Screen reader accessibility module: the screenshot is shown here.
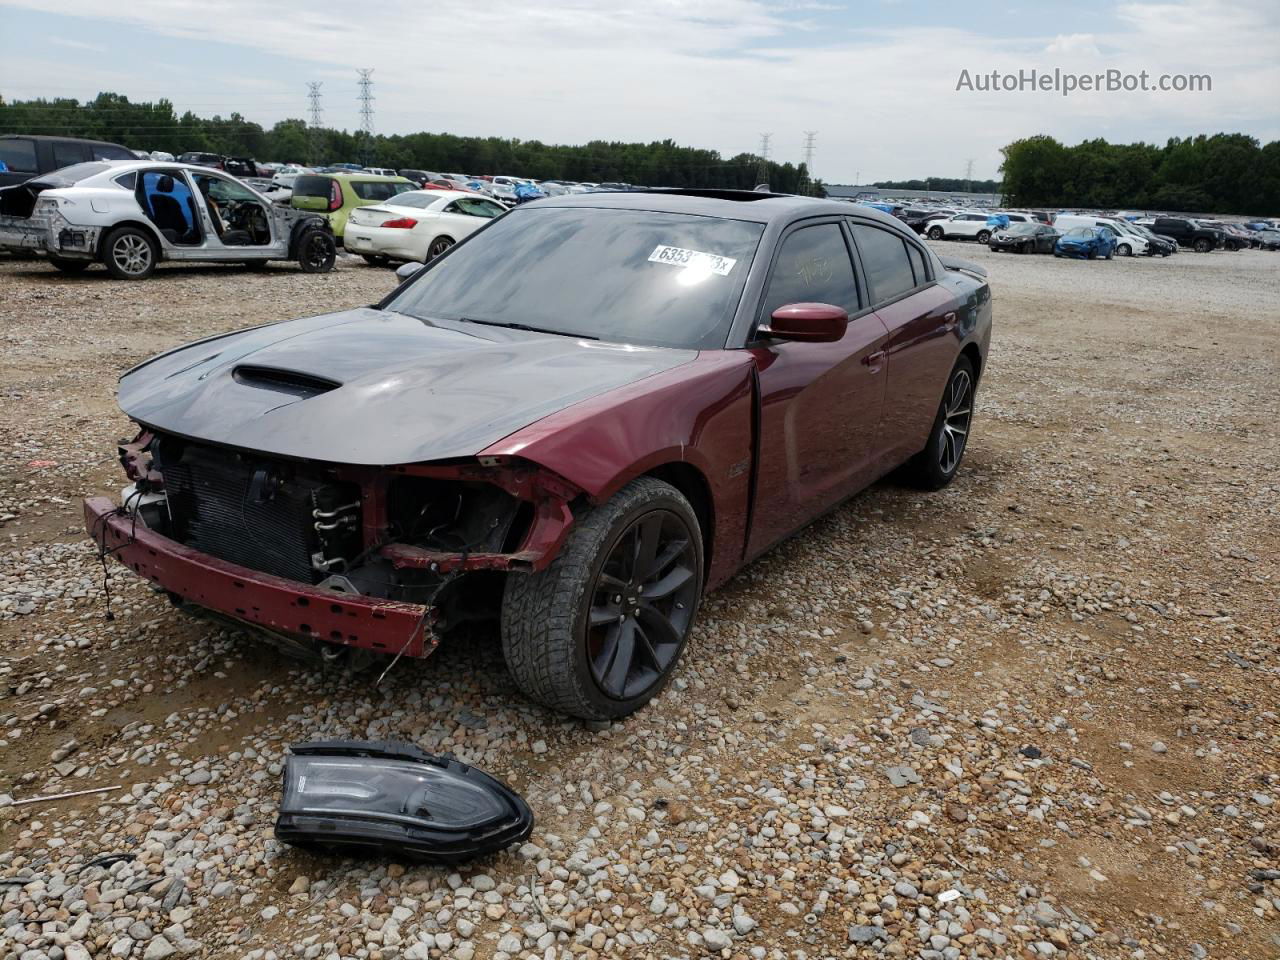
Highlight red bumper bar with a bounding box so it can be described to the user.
[84,497,436,657]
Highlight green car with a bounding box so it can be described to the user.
[290,173,416,243]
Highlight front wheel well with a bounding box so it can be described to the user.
[960,343,983,383]
[643,462,714,577]
[98,220,163,258]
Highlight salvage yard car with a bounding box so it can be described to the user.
[289,172,416,244]
[85,189,991,719]
[344,189,507,264]
[1054,226,1116,259]
[0,160,337,279]
[987,222,1058,254]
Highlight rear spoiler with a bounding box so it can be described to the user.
[937,255,987,279]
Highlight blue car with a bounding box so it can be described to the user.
[1054,226,1116,260]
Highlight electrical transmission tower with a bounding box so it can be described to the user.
[801,131,817,195]
[755,133,772,189]
[306,82,323,165]
[357,68,375,165]
[964,158,975,194]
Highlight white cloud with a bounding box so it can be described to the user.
[2,0,1276,182]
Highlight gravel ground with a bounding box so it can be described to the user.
[1,245,1277,960]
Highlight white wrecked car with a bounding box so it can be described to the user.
[0,160,336,279]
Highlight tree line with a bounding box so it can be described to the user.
[999,133,1280,216]
[0,93,822,194]
[873,177,1001,194]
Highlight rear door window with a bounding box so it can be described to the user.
[850,223,919,305]
[52,141,91,169]
[0,137,37,173]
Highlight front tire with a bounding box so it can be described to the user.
[501,477,703,720]
[927,227,944,240]
[102,227,157,280]
[1193,238,1211,253]
[1117,243,1131,257]
[901,356,976,491]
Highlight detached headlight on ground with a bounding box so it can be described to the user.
[275,740,533,863]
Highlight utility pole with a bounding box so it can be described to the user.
[801,131,817,195]
[306,82,323,166]
[755,133,772,188]
[964,158,975,195]
[357,68,375,166]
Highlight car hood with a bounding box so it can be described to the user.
[118,307,696,465]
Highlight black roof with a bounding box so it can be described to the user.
[533,188,899,226]
[0,134,130,147]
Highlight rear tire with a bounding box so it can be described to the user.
[901,356,976,491]
[428,235,455,259]
[976,230,991,244]
[501,477,703,720]
[49,256,90,274]
[297,228,336,273]
[102,226,157,280]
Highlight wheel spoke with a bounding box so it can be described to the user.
[947,422,968,437]
[643,538,687,581]
[600,619,637,695]
[643,564,694,600]
[589,604,619,628]
[636,604,682,650]
[632,515,662,583]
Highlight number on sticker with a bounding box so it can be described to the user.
[648,245,736,276]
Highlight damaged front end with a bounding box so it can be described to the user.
[86,429,578,661]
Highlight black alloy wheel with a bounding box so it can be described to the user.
[586,510,699,701]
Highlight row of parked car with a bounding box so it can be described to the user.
[910,205,1280,260]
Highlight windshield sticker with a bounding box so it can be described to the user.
[648,245,737,276]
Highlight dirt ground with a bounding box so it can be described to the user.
[1,244,1277,960]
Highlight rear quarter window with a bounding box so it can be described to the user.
[0,137,37,173]
[52,141,91,169]
[93,144,135,161]
[351,180,414,201]
[292,175,336,198]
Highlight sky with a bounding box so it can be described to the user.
[1,0,1276,183]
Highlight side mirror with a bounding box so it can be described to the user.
[758,303,848,343]
[395,261,425,282]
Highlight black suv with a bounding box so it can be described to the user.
[1151,216,1226,252]
[0,135,135,188]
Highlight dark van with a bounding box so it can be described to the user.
[0,135,135,188]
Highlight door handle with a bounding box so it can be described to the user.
[943,311,958,329]
[863,349,886,368]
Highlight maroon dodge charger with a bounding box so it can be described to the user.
[87,189,991,719]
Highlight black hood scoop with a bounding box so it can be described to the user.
[232,364,341,399]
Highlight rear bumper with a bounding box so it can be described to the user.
[84,496,436,658]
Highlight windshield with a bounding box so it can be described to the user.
[1005,223,1038,236]
[388,207,764,349]
[1065,228,1093,238]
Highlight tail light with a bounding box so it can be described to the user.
[382,217,418,229]
[328,179,342,212]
